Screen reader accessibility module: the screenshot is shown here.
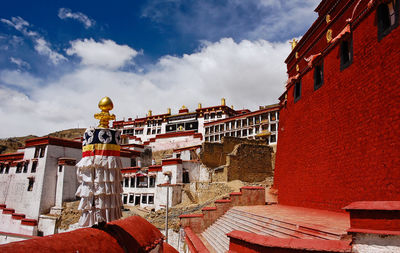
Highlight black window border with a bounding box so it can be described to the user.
[294,80,302,103]
[340,38,353,71]
[314,60,324,91]
[377,0,399,41]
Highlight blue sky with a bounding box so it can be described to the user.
[0,0,319,137]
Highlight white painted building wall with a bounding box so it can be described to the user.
[352,233,400,253]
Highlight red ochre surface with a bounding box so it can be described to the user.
[274,0,400,212]
[233,205,350,236]
[0,216,178,253]
[228,231,352,253]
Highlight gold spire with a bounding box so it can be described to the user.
[181,105,186,109]
[167,108,171,114]
[94,97,116,128]
[290,38,298,50]
[148,110,152,117]
[221,98,226,106]
[198,103,202,109]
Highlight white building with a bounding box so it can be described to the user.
[0,136,138,243]
[114,99,280,151]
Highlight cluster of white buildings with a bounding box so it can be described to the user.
[0,99,279,243]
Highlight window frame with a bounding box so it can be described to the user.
[340,38,353,71]
[377,0,399,41]
[294,80,302,103]
[314,60,324,90]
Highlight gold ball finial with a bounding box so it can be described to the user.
[98,97,114,112]
[94,97,116,128]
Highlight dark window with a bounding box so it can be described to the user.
[4,164,10,174]
[205,136,209,142]
[210,113,215,119]
[34,147,40,158]
[131,159,136,167]
[242,129,247,136]
[249,129,253,135]
[142,195,147,204]
[137,176,148,188]
[58,165,63,172]
[185,121,198,131]
[124,177,129,187]
[16,163,22,173]
[183,171,189,183]
[377,1,398,40]
[340,39,352,70]
[270,135,277,143]
[166,124,177,133]
[148,195,154,204]
[135,196,140,205]
[130,177,135,188]
[39,147,45,158]
[237,131,241,137]
[271,124,277,132]
[217,112,222,118]
[294,81,301,102]
[157,128,161,134]
[147,129,151,135]
[270,112,276,121]
[27,178,34,191]
[151,129,155,135]
[149,177,156,187]
[314,61,324,90]
[123,195,128,204]
[129,194,134,203]
[0,164,4,174]
[204,114,209,120]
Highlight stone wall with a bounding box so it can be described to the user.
[200,137,273,182]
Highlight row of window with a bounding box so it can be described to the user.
[204,111,223,120]
[206,123,277,135]
[0,161,38,174]
[123,193,154,205]
[294,2,398,103]
[123,176,156,188]
[205,133,277,143]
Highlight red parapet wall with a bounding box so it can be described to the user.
[227,231,352,253]
[0,216,178,253]
[274,1,400,212]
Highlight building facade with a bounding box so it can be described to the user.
[113,99,280,149]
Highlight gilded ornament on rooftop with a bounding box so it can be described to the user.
[94,96,116,128]
[295,52,299,59]
[290,38,298,50]
[326,14,331,23]
[296,64,300,72]
[326,29,333,43]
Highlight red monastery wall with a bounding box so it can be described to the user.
[274,1,400,212]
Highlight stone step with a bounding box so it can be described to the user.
[229,208,341,240]
[202,228,226,253]
[204,225,228,251]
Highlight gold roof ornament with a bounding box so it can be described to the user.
[94,97,116,128]
[326,29,333,43]
[181,105,186,109]
[221,98,226,106]
[290,38,298,50]
[326,14,331,23]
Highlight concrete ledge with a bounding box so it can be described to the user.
[229,192,242,196]
[11,213,25,220]
[0,204,6,209]
[202,207,217,211]
[3,208,15,214]
[21,219,38,226]
[344,201,400,233]
[180,214,204,233]
[227,230,352,252]
[184,227,209,253]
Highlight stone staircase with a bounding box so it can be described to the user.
[202,207,344,253]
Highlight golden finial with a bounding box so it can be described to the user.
[221,98,226,106]
[198,103,202,109]
[181,105,186,109]
[290,38,298,50]
[94,97,116,128]
[326,14,331,23]
[326,29,333,43]
[148,110,152,117]
[167,108,171,114]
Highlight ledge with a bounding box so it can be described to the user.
[184,227,209,253]
[347,228,400,236]
[229,192,242,196]
[21,219,38,226]
[241,186,264,190]
[343,201,400,211]
[11,213,26,220]
[179,214,203,218]
[0,204,6,209]
[227,230,352,252]
[215,199,231,203]
[3,208,15,214]
[202,207,217,211]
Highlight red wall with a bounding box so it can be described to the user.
[274,4,400,212]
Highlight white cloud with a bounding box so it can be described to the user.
[66,38,139,69]
[0,37,290,138]
[10,57,30,69]
[1,17,66,65]
[58,8,95,29]
[0,70,40,90]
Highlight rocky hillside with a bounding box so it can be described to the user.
[0,128,85,154]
